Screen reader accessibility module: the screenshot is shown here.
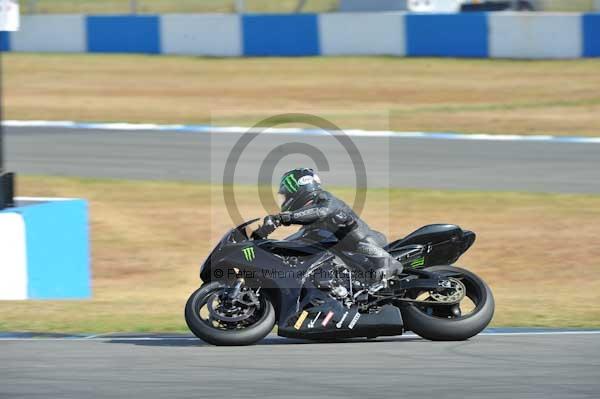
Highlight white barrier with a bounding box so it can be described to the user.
[160,14,241,56]
[0,213,28,300]
[319,12,406,55]
[10,14,85,52]
[489,13,582,59]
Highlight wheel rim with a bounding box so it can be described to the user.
[194,286,268,331]
[411,273,485,320]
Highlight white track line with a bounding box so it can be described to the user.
[479,331,600,336]
[1,331,599,341]
[4,120,600,144]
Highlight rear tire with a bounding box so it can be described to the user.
[185,282,275,346]
[401,266,494,341]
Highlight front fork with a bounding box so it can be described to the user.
[224,278,261,310]
[228,278,244,298]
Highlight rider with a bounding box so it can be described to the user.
[252,168,403,284]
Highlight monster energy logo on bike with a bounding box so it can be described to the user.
[282,174,298,193]
[242,246,255,262]
[410,257,425,268]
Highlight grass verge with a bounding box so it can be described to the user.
[0,176,598,332]
[4,54,600,136]
[22,0,339,14]
[20,0,597,14]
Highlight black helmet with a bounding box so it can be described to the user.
[278,168,322,211]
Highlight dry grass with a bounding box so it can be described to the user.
[0,176,599,332]
[4,54,600,136]
[20,0,597,14]
[23,0,338,14]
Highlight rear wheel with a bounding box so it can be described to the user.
[185,281,275,346]
[401,266,494,341]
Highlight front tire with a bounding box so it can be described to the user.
[401,266,494,341]
[185,281,275,346]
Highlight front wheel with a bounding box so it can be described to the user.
[185,281,275,346]
[401,266,495,341]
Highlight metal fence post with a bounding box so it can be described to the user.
[27,0,37,14]
[295,0,308,12]
[130,0,138,14]
[234,0,245,13]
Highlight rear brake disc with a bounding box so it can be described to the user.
[429,277,466,304]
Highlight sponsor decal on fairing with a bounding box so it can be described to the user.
[321,311,334,327]
[348,312,361,329]
[308,312,321,328]
[294,310,309,330]
[336,311,349,328]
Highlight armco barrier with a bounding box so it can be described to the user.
[1,12,599,58]
[10,15,86,53]
[161,14,241,56]
[86,15,161,54]
[319,12,406,55]
[242,14,320,56]
[0,198,91,300]
[584,13,600,56]
[489,14,582,58]
[406,13,488,57]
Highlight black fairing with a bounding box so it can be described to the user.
[387,224,462,248]
[385,224,476,267]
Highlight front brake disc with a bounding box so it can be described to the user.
[207,292,256,323]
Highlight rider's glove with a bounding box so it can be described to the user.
[278,212,292,226]
[264,214,281,229]
[252,215,281,239]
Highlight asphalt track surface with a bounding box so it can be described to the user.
[1,330,599,399]
[5,126,600,193]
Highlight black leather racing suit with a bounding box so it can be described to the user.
[280,190,402,281]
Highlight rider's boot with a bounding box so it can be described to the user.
[353,237,403,288]
[364,255,403,288]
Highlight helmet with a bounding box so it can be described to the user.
[278,168,322,212]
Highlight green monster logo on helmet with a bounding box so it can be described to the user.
[282,173,299,193]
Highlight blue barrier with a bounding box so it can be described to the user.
[583,13,600,57]
[0,31,10,51]
[21,200,90,299]
[242,14,320,56]
[0,198,91,300]
[86,15,161,54]
[3,13,600,58]
[406,13,488,57]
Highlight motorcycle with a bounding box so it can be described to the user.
[185,219,494,346]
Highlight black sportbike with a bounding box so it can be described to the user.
[185,219,494,345]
